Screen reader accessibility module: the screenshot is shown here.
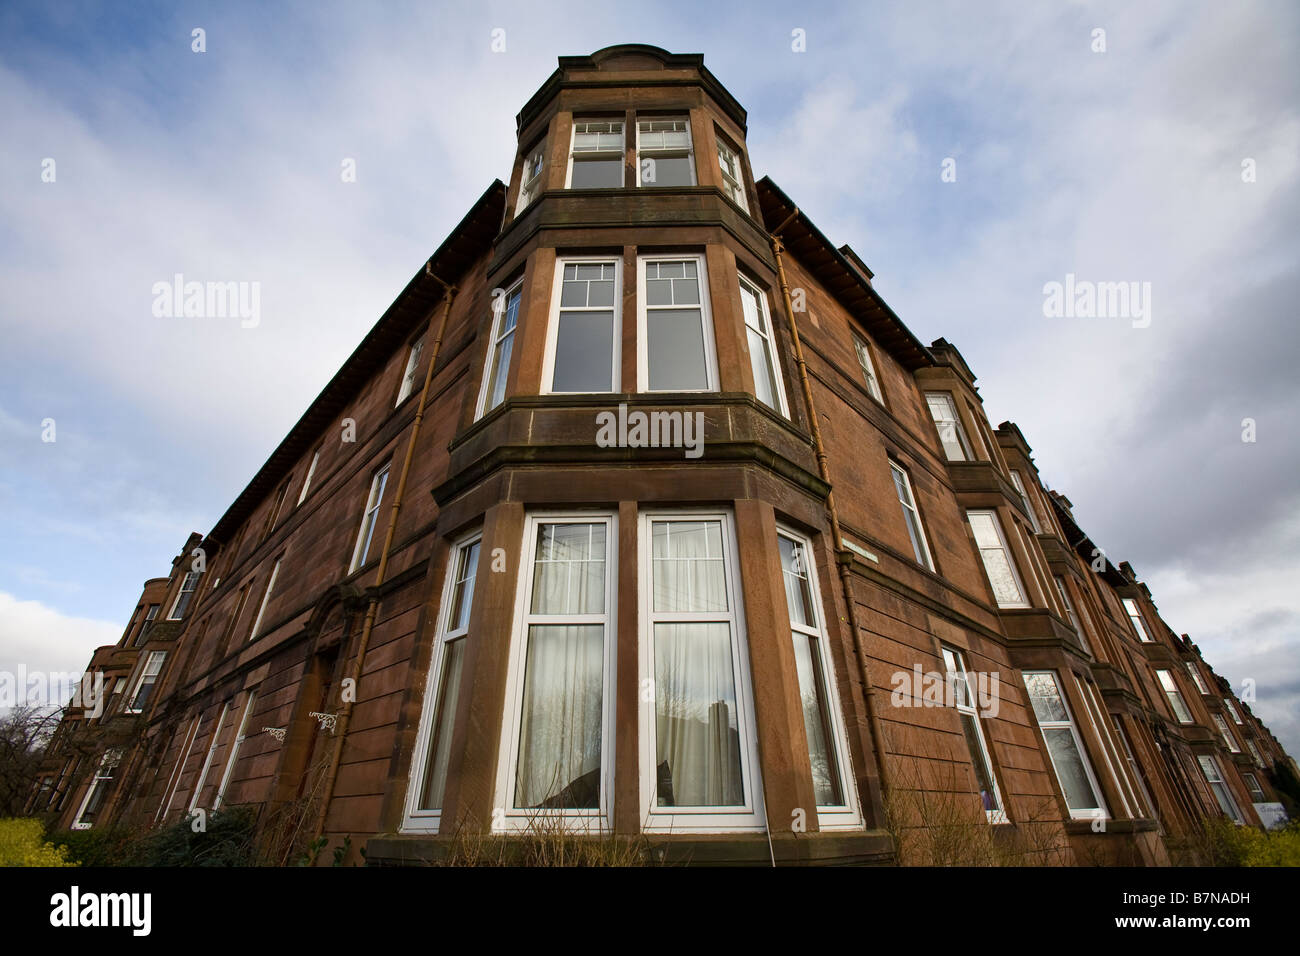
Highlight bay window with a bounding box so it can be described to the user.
[405,532,481,830]
[567,120,624,188]
[497,515,616,828]
[637,256,716,392]
[1185,660,1210,694]
[966,510,1028,608]
[925,392,973,461]
[1213,713,1240,752]
[476,279,522,417]
[1198,755,1244,823]
[738,274,787,415]
[516,142,546,211]
[1022,670,1107,819]
[126,651,166,714]
[640,512,764,831]
[1123,598,1152,642]
[778,529,858,825]
[1156,669,1193,724]
[636,117,694,187]
[168,571,200,620]
[715,136,747,209]
[1009,470,1042,533]
[544,259,620,394]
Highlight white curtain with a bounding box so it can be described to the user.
[651,519,743,807]
[515,625,604,808]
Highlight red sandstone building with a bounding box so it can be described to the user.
[33,45,1295,865]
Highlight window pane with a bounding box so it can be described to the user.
[1024,672,1069,722]
[747,327,779,409]
[571,158,623,188]
[448,541,480,632]
[646,309,708,390]
[652,521,726,612]
[960,713,1001,812]
[553,311,614,392]
[1044,728,1100,810]
[778,536,815,628]
[642,155,693,186]
[486,329,514,410]
[515,625,605,808]
[531,524,606,615]
[419,638,465,811]
[792,631,842,806]
[653,622,743,807]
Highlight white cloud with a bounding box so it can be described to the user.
[0,592,120,706]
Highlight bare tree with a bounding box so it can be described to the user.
[0,706,62,816]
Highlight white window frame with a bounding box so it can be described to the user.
[71,750,120,830]
[778,526,860,828]
[297,448,320,506]
[636,116,695,187]
[566,119,625,189]
[1110,714,1156,819]
[188,702,229,813]
[940,645,1007,824]
[891,461,935,571]
[1185,661,1210,695]
[1008,470,1042,533]
[248,558,281,640]
[1053,576,1091,653]
[1198,754,1244,823]
[404,530,482,832]
[851,332,884,403]
[541,256,622,396]
[1022,669,1108,820]
[1075,674,1137,819]
[214,691,257,810]
[1223,698,1244,724]
[516,141,546,213]
[738,274,789,417]
[494,513,617,831]
[1212,713,1241,752]
[966,509,1029,608]
[125,650,166,714]
[636,254,719,393]
[1156,669,1194,724]
[135,604,159,645]
[1245,738,1265,768]
[1123,598,1152,642]
[925,391,974,461]
[474,277,524,419]
[349,464,390,573]
[1243,771,1266,802]
[639,510,765,832]
[395,332,426,406]
[167,571,200,620]
[715,135,747,210]
[157,715,201,824]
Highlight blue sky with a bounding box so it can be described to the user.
[2,0,1298,754]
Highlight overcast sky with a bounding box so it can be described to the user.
[1,1,1296,756]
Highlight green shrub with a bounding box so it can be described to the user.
[0,818,77,867]
[49,807,259,867]
[1198,817,1300,866]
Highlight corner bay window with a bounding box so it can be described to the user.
[925,391,973,461]
[127,651,166,714]
[638,256,716,392]
[637,117,695,187]
[1198,755,1244,823]
[476,279,522,417]
[967,509,1028,608]
[715,136,747,209]
[498,516,615,827]
[1123,598,1152,642]
[1156,668,1193,724]
[779,529,858,825]
[545,259,619,394]
[168,571,200,620]
[640,513,763,830]
[568,120,624,188]
[1022,670,1107,819]
[738,274,787,415]
[516,143,545,211]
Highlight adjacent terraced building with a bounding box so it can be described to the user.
[32,45,1296,865]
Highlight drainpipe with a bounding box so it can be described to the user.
[311,268,457,847]
[768,220,892,804]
